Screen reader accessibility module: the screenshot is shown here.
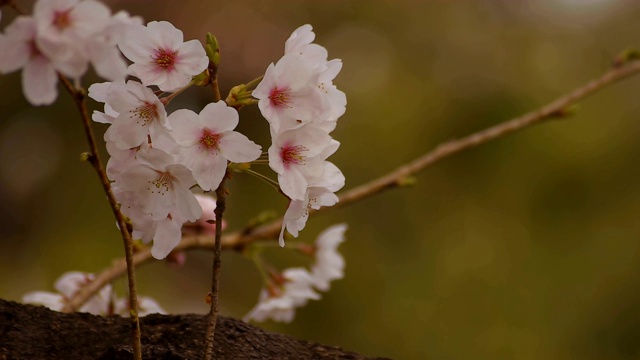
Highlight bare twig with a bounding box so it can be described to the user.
[63,59,640,312]
[203,56,225,360]
[203,172,228,360]
[57,75,142,360]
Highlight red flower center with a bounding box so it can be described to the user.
[200,129,220,151]
[269,87,292,108]
[153,49,177,70]
[53,10,72,31]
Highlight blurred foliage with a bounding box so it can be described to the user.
[3,0,640,359]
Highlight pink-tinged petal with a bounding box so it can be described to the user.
[92,111,115,124]
[105,114,148,149]
[167,109,202,146]
[87,81,113,102]
[310,162,344,192]
[192,154,227,191]
[138,66,169,88]
[22,56,58,106]
[135,148,174,171]
[147,21,184,50]
[251,63,276,100]
[172,188,201,223]
[174,40,208,74]
[158,71,190,92]
[150,217,183,259]
[54,271,87,297]
[88,42,127,81]
[279,168,308,201]
[71,0,111,37]
[0,16,36,72]
[0,34,30,73]
[285,24,315,54]
[219,132,262,163]
[321,59,342,82]
[50,44,88,78]
[199,101,238,133]
[274,54,316,90]
[118,24,157,62]
[23,291,65,311]
[267,143,285,174]
[319,139,340,160]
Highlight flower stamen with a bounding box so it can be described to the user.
[152,49,177,70]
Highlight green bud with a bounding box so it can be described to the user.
[206,33,220,65]
[80,152,92,162]
[613,48,640,67]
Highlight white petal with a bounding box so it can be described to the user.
[22,56,58,106]
[219,132,261,163]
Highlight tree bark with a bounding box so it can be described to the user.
[0,299,389,360]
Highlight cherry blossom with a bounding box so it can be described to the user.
[101,80,169,149]
[118,21,209,92]
[168,101,262,191]
[268,123,336,200]
[244,268,320,323]
[33,0,111,79]
[23,272,111,314]
[86,11,143,81]
[284,24,328,68]
[23,271,165,316]
[311,224,347,291]
[115,148,201,222]
[0,17,58,105]
[279,187,339,247]
[253,53,330,134]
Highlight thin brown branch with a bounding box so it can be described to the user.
[203,172,228,360]
[57,75,142,360]
[62,59,640,312]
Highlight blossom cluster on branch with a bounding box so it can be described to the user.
[23,271,165,316]
[2,0,348,325]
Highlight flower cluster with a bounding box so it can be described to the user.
[0,0,142,105]
[23,271,165,316]
[253,25,346,247]
[245,223,347,323]
[2,1,349,324]
[88,20,261,260]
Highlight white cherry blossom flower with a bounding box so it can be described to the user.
[102,80,169,149]
[22,271,112,314]
[284,24,328,68]
[0,17,58,105]
[244,268,320,323]
[115,186,189,260]
[22,291,65,312]
[86,11,143,81]
[23,271,165,316]
[311,224,347,291]
[253,53,330,134]
[116,147,201,222]
[168,101,262,191]
[268,123,335,200]
[34,0,111,78]
[118,21,208,92]
[279,187,339,247]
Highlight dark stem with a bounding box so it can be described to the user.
[210,62,222,102]
[203,172,228,360]
[58,75,142,360]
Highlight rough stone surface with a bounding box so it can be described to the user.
[0,299,391,360]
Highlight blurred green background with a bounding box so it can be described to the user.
[3,0,640,359]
